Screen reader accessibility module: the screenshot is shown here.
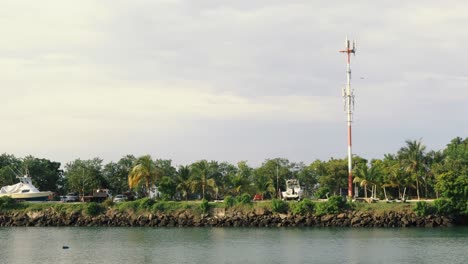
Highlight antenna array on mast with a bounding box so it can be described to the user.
[339,36,357,199]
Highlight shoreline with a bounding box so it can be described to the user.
[1,207,466,228]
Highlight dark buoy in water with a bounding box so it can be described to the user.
[62,246,69,249]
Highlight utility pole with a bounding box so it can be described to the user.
[339,36,356,199]
[276,162,280,199]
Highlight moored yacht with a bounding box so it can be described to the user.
[0,175,52,201]
[281,179,304,201]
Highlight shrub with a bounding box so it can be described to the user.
[236,193,252,205]
[138,197,155,209]
[314,187,330,199]
[315,196,347,215]
[86,202,104,216]
[0,196,17,210]
[179,202,190,210]
[150,201,187,213]
[116,200,139,212]
[224,195,235,208]
[434,199,454,215]
[152,201,168,212]
[200,199,210,214]
[271,199,288,214]
[290,199,315,215]
[435,171,468,215]
[413,201,434,216]
[102,199,114,208]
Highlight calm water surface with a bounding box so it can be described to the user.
[0,227,466,264]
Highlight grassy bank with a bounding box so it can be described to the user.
[0,196,419,217]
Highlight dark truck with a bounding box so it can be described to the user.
[81,189,111,203]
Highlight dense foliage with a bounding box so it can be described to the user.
[0,196,17,211]
[315,196,349,215]
[290,199,315,215]
[85,202,104,216]
[0,137,466,216]
[271,199,289,213]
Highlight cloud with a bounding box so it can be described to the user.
[0,0,467,165]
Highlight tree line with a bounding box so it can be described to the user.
[0,137,466,207]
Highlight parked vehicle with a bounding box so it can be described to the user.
[81,189,111,203]
[122,191,138,201]
[63,192,79,203]
[113,194,128,203]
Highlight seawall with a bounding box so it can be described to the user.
[0,208,464,228]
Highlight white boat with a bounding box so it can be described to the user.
[281,179,304,201]
[0,175,52,201]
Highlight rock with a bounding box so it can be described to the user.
[321,215,334,222]
[337,213,347,219]
[0,205,465,228]
[278,214,288,220]
[351,217,361,226]
[294,216,305,224]
[213,208,225,218]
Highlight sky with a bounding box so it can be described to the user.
[1,0,467,167]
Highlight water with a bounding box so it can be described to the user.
[0,227,467,264]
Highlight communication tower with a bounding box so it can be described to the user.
[339,37,356,199]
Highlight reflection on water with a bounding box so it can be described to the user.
[0,227,467,264]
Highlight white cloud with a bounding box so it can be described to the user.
[0,0,467,164]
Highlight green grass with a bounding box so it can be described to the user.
[352,202,415,215]
[0,199,421,217]
[14,202,86,214]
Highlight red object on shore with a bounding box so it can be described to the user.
[253,194,263,201]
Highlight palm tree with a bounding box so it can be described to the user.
[228,161,252,195]
[216,162,237,197]
[353,161,381,198]
[229,174,250,195]
[398,139,427,200]
[128,155,159,197]
[381,156,402,199]
[190,160,216,200]
[207,161,222,199]
[353,164,371,198]
[253,174,275,199]
[175,165,192,201]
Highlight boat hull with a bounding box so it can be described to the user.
[0,192,52,201]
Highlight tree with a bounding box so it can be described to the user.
[433,137,468,214]
[0,154,22,187]
[65,158,105,196]
[425,150,444,198]
[155,159,177,179]
[23,156,63,194]
[252,173,275,199]
[158,176,177,200]
[215,162,238,198]
[190,160,217,200]
[435,171,467,214]
[128,155,161,197]
[103,155,136,195]
[206,161,223,199]
[254,158,291,198]
[175,165,192,201]
[295,162,318,197]
[318,158,348,196]
[398,139,428,200]
[227,161,251,196]
[353,160,382,198]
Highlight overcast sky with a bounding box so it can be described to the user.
[1,0,467,166]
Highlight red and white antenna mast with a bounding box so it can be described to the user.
[339,36,356,199]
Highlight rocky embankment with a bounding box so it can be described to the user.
[0,208,463,228]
